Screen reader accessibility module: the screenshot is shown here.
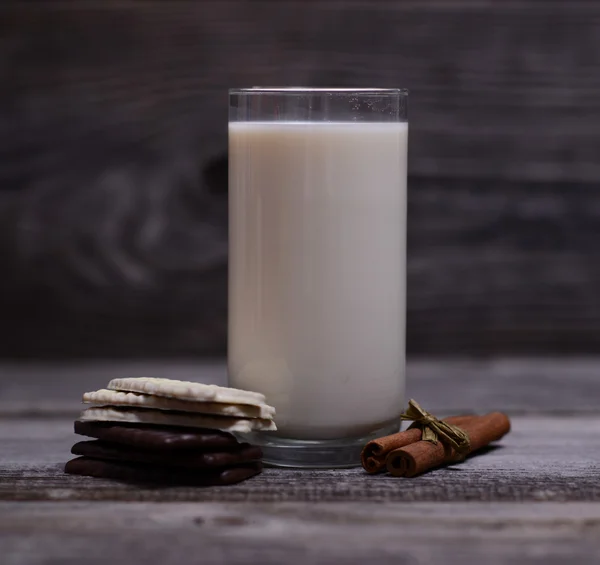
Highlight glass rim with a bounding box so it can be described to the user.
[229,87,408,95]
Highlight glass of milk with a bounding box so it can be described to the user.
[228,87,408,467]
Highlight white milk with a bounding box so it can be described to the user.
[228,121,408,440]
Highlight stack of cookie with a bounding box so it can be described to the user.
[64,377,276,486]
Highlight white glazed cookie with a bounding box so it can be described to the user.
[107,377,266,406]
[83,389,275,419]
[80,406,277,433]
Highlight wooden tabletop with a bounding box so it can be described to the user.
[1,359,599,564]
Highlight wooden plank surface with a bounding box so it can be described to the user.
[2,501,600,565]
[1,358,597,416]
[1,414,598,503]
[2,358,600,563]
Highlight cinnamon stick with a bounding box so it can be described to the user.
[361,415,476,474]
[386,412,511,477]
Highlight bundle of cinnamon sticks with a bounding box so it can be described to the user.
[361,411,511,477]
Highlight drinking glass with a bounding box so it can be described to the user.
[228,87,408,467]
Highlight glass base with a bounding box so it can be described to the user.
[237,421,400,468]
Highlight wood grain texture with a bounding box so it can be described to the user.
[1,1,600,357]
[3,1,599,182]
[407,179,600,354]
[3,177,600,357]
[1,414,599,503]
[2,502,600,565]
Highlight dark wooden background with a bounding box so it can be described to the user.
[1,0,599,358]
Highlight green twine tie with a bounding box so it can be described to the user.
[400,399,471,458]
